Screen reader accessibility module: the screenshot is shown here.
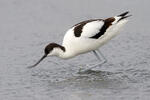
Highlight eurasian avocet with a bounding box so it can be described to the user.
[28,11,131,70]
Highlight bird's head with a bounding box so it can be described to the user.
[44,43,65,56]
[28,43,65,68]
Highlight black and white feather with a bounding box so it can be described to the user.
[61,11,131,58]
[28,11,131,68]
[72,11,131,39]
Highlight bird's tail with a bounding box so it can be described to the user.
[104,11,131,38]
[116,11,132,22]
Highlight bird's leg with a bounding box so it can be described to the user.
[91,50,107,69]
[79,50,107,72]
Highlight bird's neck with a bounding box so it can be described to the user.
[53,44,74,59]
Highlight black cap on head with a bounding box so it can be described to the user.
[44,43,54,54]
[27,43,65,68]
[44,43,65,55]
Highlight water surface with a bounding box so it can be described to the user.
[0,0,150,100]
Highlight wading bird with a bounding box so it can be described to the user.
[28,11,131,70]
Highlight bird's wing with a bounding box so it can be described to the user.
[73,11,131,39]
[73,19,103,38]
[73,18,115,39]
[80,20,105,38]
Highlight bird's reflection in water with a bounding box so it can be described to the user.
[50,69,127,90]
[77,69,113,76]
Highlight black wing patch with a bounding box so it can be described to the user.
[90,17,115,39]
[73,19,101,37]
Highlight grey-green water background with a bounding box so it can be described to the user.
[0,0,150,100]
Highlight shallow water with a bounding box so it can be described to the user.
[0,0,150,100]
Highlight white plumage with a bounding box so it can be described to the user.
[29,11,131,68]
[62,17,128,59]
[81,21,104,37]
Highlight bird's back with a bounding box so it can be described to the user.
[62,12,131,57]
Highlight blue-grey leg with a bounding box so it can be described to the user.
[83,50,107,71]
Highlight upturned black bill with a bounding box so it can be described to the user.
[28,54,47,68]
